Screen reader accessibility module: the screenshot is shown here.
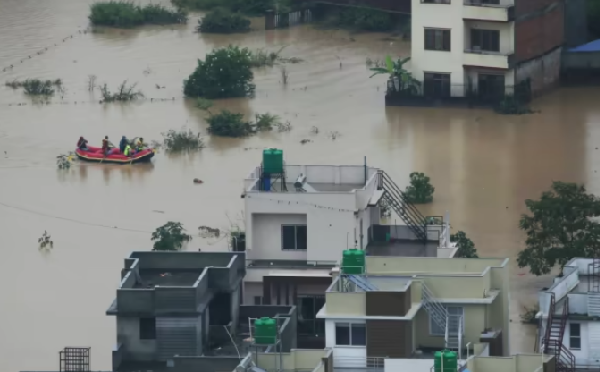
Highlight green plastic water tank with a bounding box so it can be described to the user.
[443,351,458,372]
[341,249,365,275]
[434,350,458,372]
[262,148,284,174]
[254,317,277,344]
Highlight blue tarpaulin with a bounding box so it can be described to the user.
[569,39,600,53]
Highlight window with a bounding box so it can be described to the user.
[282,225,307,250]
[425,29,451,51]
[335,323,366,346]
[470,29,500,52]
[421,0,450,3]
[297,296,325,336]
[139,318,156,340]
[569,323,581,350]
[424,73,451,98]
[430,306,464,336]
[254,296,263,305]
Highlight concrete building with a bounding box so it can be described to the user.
[106,251,301,372]
[316,256,510,368]
[409,0,563,102]
[536,257,600,370]
[240,156,457,347]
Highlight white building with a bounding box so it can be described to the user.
[410,0,515,98]
[536,257,600,370]
[239,153,456,347]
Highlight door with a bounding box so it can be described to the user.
[477,74,505,103]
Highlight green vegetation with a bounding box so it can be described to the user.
[99,80,144,102]
[38,231,54,250]
[494,95,533,115]
[151,222,192,251]
[184,45,255,99]
[369,56,420,96]
[404,172,434,204]
[172,0,273,15]
[197,98,280,137]
[5,79,63,95]
[517,182,600,276]
[450,231,478,258]
[89,1,187,28]
[162,129,205,152]
[197,7,251,33]
[520,304,539,324]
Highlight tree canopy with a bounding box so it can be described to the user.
[451,231,478,258]
[517,181,600,275]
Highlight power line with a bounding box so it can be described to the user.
[0,201,152,234]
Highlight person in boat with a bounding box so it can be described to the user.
[123,143,132,157]
[102,135,110,156]
[77,136,89,151]
[119,136,128,153]
[135,137,145,151]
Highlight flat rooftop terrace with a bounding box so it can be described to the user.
[134,269,203,288]
[366,240,437,257]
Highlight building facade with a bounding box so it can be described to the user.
[240,156,456,348]
[317,256,510,368]
[537,257,600,370]
[409,0,563,101]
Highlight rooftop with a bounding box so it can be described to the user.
[244,164,379,194]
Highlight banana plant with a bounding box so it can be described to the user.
[369,55,421,94]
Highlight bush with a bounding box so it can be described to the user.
[494,95,533,115]
[183,45,255,99]
[450,231,478,258]
[207,110,253,137]
[6,79,62,95]
[172,0,273,15]
[89,1,187,28]
[162,129,205,152]
[404,172,434,204]
[151,222,192,251]
[99,80,144,102]
[198,8,251,33]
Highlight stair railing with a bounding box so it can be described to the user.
[543,292,556,352]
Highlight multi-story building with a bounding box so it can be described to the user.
[536,257,600,371]
[240,150,457,347]
[105,251,302,372]
[317,255,510,368]
[409,0,563,102]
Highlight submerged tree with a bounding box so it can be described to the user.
[404,172,434,204]
[450,231,478,258]
[183,45,255,99]
[151,222,192,251]
[517,182,600,275]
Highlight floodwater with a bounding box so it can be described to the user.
[1,0,600,369]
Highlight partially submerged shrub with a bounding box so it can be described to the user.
[89,1,187,28]
[322,7,393,31]
[183,45,255,99]
[151,221,192,251]
[207,110,253,137]
[255,113,280,131]
[99,80,144,102]
[250,47,284,67]
[495,95,533,115]
[162,129,205,152]
[6,79,62,95]
[198,7,250,33]
[404,172,434,204]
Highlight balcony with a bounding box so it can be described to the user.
[463,0,515,22]
[464,49,515,70]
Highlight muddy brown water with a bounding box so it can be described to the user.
[1,0,600,369]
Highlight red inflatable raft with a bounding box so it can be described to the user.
[75,146,155,164]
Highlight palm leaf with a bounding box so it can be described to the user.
[385,55,393,72]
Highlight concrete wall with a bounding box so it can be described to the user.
[562,52,600,69]
[246,195,356,263]
[515,47,561,96]
[117,317,157,362]
[249,214,308,261]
